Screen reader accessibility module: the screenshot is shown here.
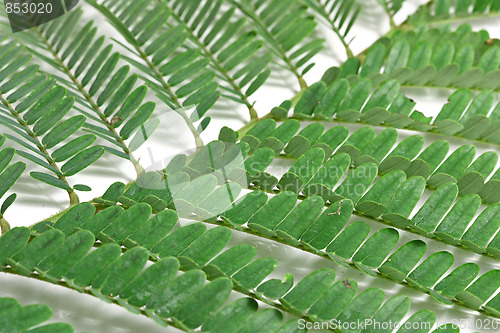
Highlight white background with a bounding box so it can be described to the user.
[1,0,500,332]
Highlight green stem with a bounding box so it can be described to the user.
[229,0,308,90]
[166,8,259,120]
[309,0,354,58]
[267,111,500,157]
[125,35,204,149]
[377,0,396,28]
[69,192,80,206]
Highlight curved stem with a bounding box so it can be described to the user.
[308,0,354,58]
[166,9,259,120]
[229,0,308,90]
[132,43,204,149]
[192,213,495,319]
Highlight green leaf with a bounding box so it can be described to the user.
[411,183,458,236]
[8,229,65,276]
[361,296,410,333]
[0,193,16,215]
[174,277,232,329]
[129,117,160,152]
[294,82,326,116]
[360,43,386,76]
[461,204,500,252]
[201,298,257,333]
[0,227,30,268]
[383,176,426,227]
[148,269,206,318]
[151,223,206,258]
[455,270,500,310]
[37,230,95,280]
[281,268,336,313]
[326,221,370,260]
[352,228,399,271]
[379,240,427,282]
[396,310,435,333]
[407,251,454,291]
[247,191,297,237]
[94,246,150,296]
[384,40,410,73]
[61,146,104,176]
[42,116,86,149]
[99,203,152,245]
[308,279,358,321]
[434,194,481,245]
[336,288,385,331]
[80,206,125,236]
[257,274,294,300]
[30,172,72,192]
[356,170,406,218]
[178,227,232,269]
[51,134,96,162]
[0,162,25,199]
[434,263,479,298]
[204,244,256,279]
[301,199,354,250]
[125,209,178,250]
[232,258,277,290]
[332,163,378,203]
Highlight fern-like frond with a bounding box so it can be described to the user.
[235,119,500,249]
[301,0,361,57]
[240,117,500,202]
[228,0,325,89]
[408,0,500,26]
[89,0,276,121]
[90,139,500,318]
[96,136,500,257]
[83,0,223,144]
[0,296,74,332]
[21,203,461,330]
[222,189,500,313]
[334,24,500,92]
[292,75,500,148]
[0,40,104,204]
[4,9,158,172]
